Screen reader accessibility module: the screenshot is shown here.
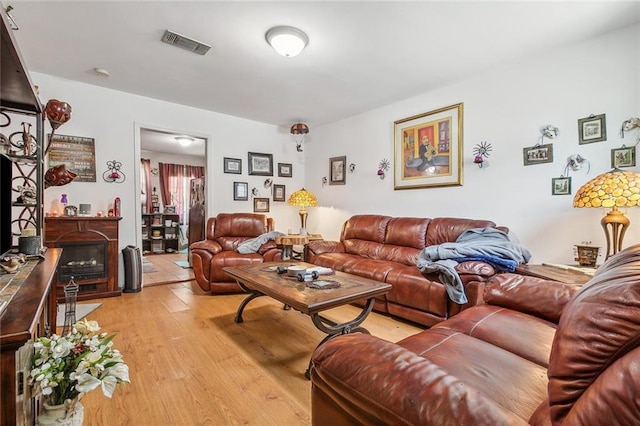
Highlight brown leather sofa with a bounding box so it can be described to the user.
[190,213,282,293]
[306,215,507,326]
[310,244,640,425]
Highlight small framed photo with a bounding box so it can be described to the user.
[224,157,242,174]
[248,152,273,176]
[578,114,606,144]
[611,146,636,168]
[278,162,292,178]
[523,144,553,166]
[329,156,347,185]
[253,197,270,212]
[552,177,571,195]
[273,184,286,202]
[233,182,248,201]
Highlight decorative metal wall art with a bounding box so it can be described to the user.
[103,160,126,183]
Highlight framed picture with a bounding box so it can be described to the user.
[611,146,636,168]
[552,177,571,195]
[233,182,248,201]
[253,197,270,212]
[273,184,286,202]
[523,143,554,166]
[393,103,463,190]
[248,152,273,176]
[578,114,606,144]
[329,156,346,185]
[224,157,242,174]
[278,162,292,177]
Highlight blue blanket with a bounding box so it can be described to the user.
[417,228,531,304]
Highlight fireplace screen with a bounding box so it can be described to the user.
[58,241,108,282]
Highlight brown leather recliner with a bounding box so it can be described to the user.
[190,213,282,293]
[310,244,640,425]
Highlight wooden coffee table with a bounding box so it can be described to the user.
[223,261,391,378]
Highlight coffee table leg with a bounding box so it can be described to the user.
[305,297,376,379]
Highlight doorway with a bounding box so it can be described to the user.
[135,126,207,276]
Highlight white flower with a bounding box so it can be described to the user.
[74,319,100,334]
[74,373,101,394]
[107,363,130,383]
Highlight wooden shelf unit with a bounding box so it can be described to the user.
[142,213,180,254]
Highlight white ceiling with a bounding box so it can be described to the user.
[5,0,640,132]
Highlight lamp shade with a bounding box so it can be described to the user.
[287,188,317,207]
[573,169,640,209]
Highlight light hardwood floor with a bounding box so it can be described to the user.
[142,252,195,286]
[77,278,423,425]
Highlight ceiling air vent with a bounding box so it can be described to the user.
[161,30,211,56]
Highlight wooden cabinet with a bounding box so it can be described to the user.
[142,213,180,254]
[44,217,122,302]
[0,248,61,425]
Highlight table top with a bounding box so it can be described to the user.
[515,264,593,285]
[223,261,391,314]
[275,234,323,245]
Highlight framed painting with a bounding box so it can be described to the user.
[278,162,292,177]
[329,156,346,185]
[611,146,636,168]
[393,103,463,190]
[578,114,606,144]
[552,177,571,195]
[273,184,286,202]
[253,197,270,212]
[523,143,554,166]
[248,152,273,176]
[224,157,242,174]
[233,182,248,201]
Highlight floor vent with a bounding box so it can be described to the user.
[161,30,211,56]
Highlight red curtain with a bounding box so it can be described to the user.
[141,158,153,214]
[159,163,205,222]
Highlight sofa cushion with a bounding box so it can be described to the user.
[213,213,269,238]
[384,217,431,249]
[426,217,497,246]
[385,266,448,317]
[342,214,391,243]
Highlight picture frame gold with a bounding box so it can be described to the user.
[393,103,463,190]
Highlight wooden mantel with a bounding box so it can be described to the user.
[44,216,122,302]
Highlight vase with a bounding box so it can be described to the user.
[37,398,84,426]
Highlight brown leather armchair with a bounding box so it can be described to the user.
[190,213,282,293]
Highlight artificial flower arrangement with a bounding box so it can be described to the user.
[29,319,130,407]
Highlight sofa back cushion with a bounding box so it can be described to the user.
[210,213,272,251]
[547,243,640,425]
[341,215,391,259]
[377,217,431,265]
[425,217,498,246]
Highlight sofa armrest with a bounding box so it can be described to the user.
[456,260,497,278]
[484,273,580,323]
[190,239,222,255]
[306,240,345,256]
[258,241,282,260]
[311,333,525,425]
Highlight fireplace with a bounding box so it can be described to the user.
[57,241,108,282]
[44,217,122,302]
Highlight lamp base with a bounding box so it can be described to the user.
[298,209,308,234]
[601,206,630,260]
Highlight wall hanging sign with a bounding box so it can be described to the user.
[47,134,97,182]
[248,152,273,176]
[329,156,346,185]
[523,143,554,166]
[393,102,463,189]
[611,145,636,168]
[578,114,606,144]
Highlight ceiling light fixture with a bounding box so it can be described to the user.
[176,136,195,147]
[265,26,308,58]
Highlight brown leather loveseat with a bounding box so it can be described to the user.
[190,213,282,293]
[306,215,509,326]
[310,244,640,425]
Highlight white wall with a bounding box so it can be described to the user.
[34,75,305,285]
[305,24,640,264]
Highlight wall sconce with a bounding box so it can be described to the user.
[472,141,492,168]
[565,154,590,175]
[103,160,126,183]
[290,123,309,152]
[540,125,559,144]
[621,117,640,139]
[349,163,356,173]
[322,176,327,186]
[43,99,72,155]
[266,26,309,57]
[377,159,390,179]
